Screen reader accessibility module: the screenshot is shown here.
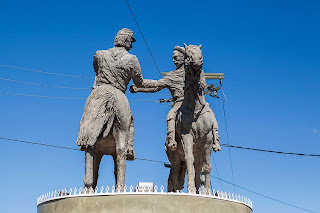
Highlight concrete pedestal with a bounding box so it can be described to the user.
[38,194,252,213]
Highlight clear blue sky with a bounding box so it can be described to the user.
[0,0,319,212]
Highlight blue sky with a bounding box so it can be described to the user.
[0,0,319,212]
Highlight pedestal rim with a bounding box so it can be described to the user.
[38,191,252,210]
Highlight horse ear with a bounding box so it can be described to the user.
[183,43,187,48]
[199,44,202,49]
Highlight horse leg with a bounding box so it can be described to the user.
[182,133,195,193]
[92,151,103,189]
[194,153,203,194]
[167,154,181,192]
[114,129,127,191]
[112,154,118,185]
[84,146,94,189]
[203,132,213,193]
[177,161,186,191]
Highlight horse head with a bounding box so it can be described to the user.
[183,43,203,73]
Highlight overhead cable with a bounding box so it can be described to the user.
[0,76,170,95]
[211,176,318,213]
[211,153,224,191]
[1,130,319,158]
[0,92,86,100]
[0,64,94,79]
[0,77,91,90]
[221,87,228,102]
[0,136,79,151]
[0,92,159,102]
[124,0,162,77]
[1,136,317,212]
[220,84,236,193]
[0,137,168,165]
[221,144,320,157]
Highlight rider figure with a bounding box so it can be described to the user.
[130,46,217,152]
[77,28,153,160]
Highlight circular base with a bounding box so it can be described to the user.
[38,194,252,213]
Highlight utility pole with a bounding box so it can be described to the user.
[161,72,224,80]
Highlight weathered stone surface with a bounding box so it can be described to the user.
[130,46,188,152]
[76,28,151,190]
[173,44,221,192]
[38,195,252,213]
[131,44,221,192]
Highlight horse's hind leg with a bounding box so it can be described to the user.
[84,146,94,189]
[93,151,103,189]
[112,154,118,185]
[114,129,127,191]
[84,147,103,190]
[177,161,186,190]
[194,153,203,194]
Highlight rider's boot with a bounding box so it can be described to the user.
[212,128,221,152]
[166,119,177,151]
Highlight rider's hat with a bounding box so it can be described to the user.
[116,28,136,42]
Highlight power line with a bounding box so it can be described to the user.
[221,87,228,102]
[221,144,320,157]
[1,136,318,212]
[211,175,318,213]
[220,85,237,193]
[135,157,167,165]
[124,0,162,77]
[1,116,318,157]
[0,92,160,102]
[0,77,91,90]
[0,137,168,165]
[0,92,86,100]
[0,76,170,95]
[0,137,79,151]
[0,64,94,79]
[211,153,224,191]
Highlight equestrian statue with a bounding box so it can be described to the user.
[76,28,153,190]
[130,44,221,192]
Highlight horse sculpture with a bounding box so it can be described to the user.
[167,44,221,193]
[77,85,134,191]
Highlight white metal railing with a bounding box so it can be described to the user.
[37,185,252,209]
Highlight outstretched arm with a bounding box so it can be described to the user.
[130,85,164,93]
[128,55,170,94]
[129,55,169,88]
